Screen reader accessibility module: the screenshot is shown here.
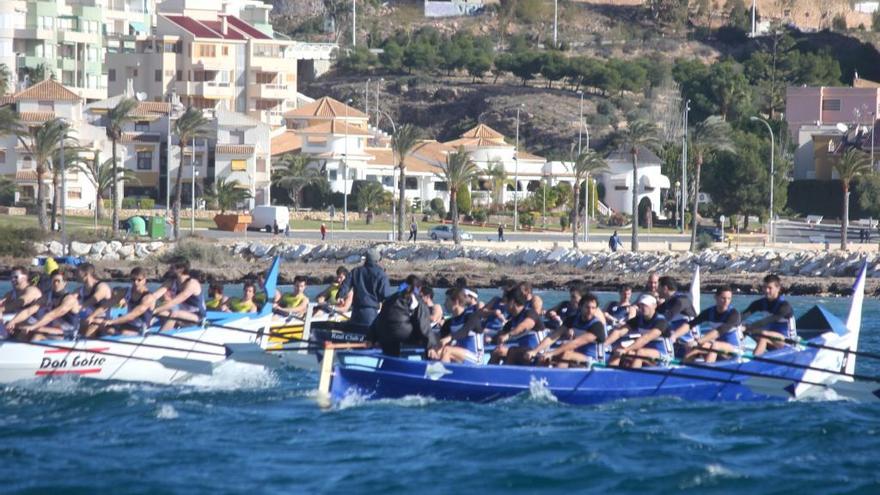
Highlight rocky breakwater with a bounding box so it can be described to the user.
[35,240,169,262]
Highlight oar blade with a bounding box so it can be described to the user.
[829,380,880,403]
[743,376,797,399]
[158,356,216,376]
[225,343,282,369]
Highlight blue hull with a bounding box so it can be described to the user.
[329,346,824,406]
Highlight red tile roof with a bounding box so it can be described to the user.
[164,14,271,40]
[12,80,80,102]
[226,15,270,39]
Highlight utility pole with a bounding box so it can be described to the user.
[352,0,357,47]
[553,0,558,48]
[751,0,757,37]
[513,105,522,232]
[681,99,690,234]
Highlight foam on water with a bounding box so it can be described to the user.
[527,376,559,403]
[182,361,279,391]
[155,404,179,420]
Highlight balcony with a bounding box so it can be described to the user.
[252,83,290,100]
[192,57,229,72]
[175,81,234,99]
[58,29,102,44]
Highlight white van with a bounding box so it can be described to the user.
[250,206,290,232]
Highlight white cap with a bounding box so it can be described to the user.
[464,289,479,300]
[637,294,657,307]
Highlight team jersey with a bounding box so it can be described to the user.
[744,296,796,339]
[622,313,669,356]
[440,311,484,364]
[689,306,742,347]
[566,313,607,360]
[502,309,546,349]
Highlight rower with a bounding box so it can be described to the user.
[338,248,391,333]
[365,274,433,357]
[99,267,156,335]
[656,276,696,357]
[604,284,634,323]
[546,284,584,329]
[517,281,543,315]
[420,284,445,331]
[75,263,114,337]
[152,258,205,331]
[428,288,485,364]
[230,282,259,313]
[527,292,607,368]
[644,272,661,302]
[205,282,229,311]
[0,266,43,337]
[479,282,515,338]
[276,275,309,318]
[488,287,546,365]
[463,289,482,312]
[7,270,80,341]
[253,273,282,310]
[606,294,668,369]
[314,266,350,315]
[742,274,796,356]
[679,286,742,363]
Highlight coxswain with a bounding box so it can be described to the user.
[428,288,485,364]
[605,294,668,369]
[546,284,584,329]
[205,282,229,311]
[0,266,43,337]
[741,274,796,356]
[421,284,445,330]
[678,286,742,363]
[7,270,80,341]
[527,292,607,368]
[99,267,156,335]
[152,258,205,331]
[365,274,433,356]
[656,276,696,356]
[604,284,634,323]
[488,287,546,365]
[276,275,309,318]
[338,248,391,334]
[74,263,114,337]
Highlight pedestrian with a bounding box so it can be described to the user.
[320,223,327,241]
[497,224,505,242]
[867,228,872,244]
[408,217,418,242]
[338,248,392,335]
[609,230,621,252]
[284,224,290,238]
[273,220,279,236]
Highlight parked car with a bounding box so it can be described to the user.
[429,225,473,241]
[250,206,289,233]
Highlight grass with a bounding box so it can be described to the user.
[0,214,215,232]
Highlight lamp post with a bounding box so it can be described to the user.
[674,180,681,231]
[751,116,775,244]
[59,119,68,255]
[584,176,592,243]
[681,99,690,234]
[553,0,558,47]
[351,0,357,47]
[343,99,351,230]
[165,92,184,216]
[191,167,198,235]
[375,77,383,130]
[871,111,876,171]
[542,171,548,229]
[378,109,397,240]
[513,105,522,232]
[364,78,370,117]
[577,90,584,155]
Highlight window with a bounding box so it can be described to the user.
[366,174,378,182]
[135,121,150,132]
[165,70,174,77]
[405,177,418,190]
[328,170,337,181]
[37,101,53,112]
[222,46,228,56]
[382,176,393,187]
[176,70,182,81]
[21,156,33,169]
[256,158,266,173]
[133,68,138,77]
[164,43,177,53]
[137,151,152,170]
[67,187,82,200]
[108,69,116,82]
[614,185,628,191]
[197,44,216,57]
[231,159,247,171]
[822,99,841,111]
[433,181,448,191]
[229,130,245,144]
[155,69,162,82]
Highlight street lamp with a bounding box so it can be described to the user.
[681,99,690,234]
[191,167,198,235]
[751,116,775,244]
[165,92,184,216]
[584,176,593,243]
[59,118,69,255]
[542,170,548,229]
[674,180,681,231]
[577,90,584,155]
[343,98,352,230]
[378,109,397,240]
[513,104,523,232]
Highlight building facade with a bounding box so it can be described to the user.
[598,147,670,220]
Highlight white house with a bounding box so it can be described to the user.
[598,146,670,224]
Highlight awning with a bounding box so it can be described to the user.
[129,21,147,35]
[641,174,671,189]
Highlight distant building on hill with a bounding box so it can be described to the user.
[424,0,487,18]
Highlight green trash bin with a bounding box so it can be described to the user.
[129,216,147,236]
[148,216,166,239]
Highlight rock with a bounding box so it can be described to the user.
[47,241,64,257]
[135,244,151,258]
[118,244,135,259]
[344,254,362,264]
[108,241,122,253]
[101,251,120,261]
[148,241,165,251]
[69,241,91,257]
[249,242,270,258]
[544,246,568,263]
[90,241,108,256]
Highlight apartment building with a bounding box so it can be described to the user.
[107,0,299,127]
[213,107,272,207]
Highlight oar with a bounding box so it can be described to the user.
[27,340,216,376]
[96,336,226,357]
[160,315,292,341]
[746,330,880,361]
[704,346,880,384]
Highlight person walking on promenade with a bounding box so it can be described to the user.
[498,224,505,242]
[408,217,418,242]
[609,230,622,252]
[320,223,327,241]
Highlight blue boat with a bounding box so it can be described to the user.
[319,267,872,406]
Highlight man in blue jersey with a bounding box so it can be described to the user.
[742,274,795,356]
[604,284,634,323]
[488,287,546,365]
[605,294,669,368]
[674,286,742,363]
[527,292,607,367]
[99,267,157,335]
[428,288,484,364]
[656,276,696,356]
[545,284,584,330]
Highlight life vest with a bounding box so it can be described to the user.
[568,314,605,361]
[607,301,631,322]
[505,310,546,350]
[171,277,206,318]
[702,306,741,348]
[227,298,256,313]
[625,313,668,356]
[448,311,484,363]
[752,296,797,339]
[326,283,341,304]
[43,290,79,338]
[205,296,225,310]
[77,282,103,320]
[123,287,152,333]
[484,299,508,332]
[280,292,306,310]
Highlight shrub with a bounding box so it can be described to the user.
[0,227,44,258]
[160,240,235,266]
[696,233,714,251]
[559,215,570,231]
[607,212,628,226]
[120,197,156,209]
[456,187,472,215]
[430,197,446,219]
[472,209,487,223]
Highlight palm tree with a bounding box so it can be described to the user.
[272,153,321,210]
[205,177,253,214]
[17,118,70,232]
[569,150,608,248]
[0,63,11,95]
[105,97,138,234]
[75,152,140,220]
[392,124,420,241]
[833,148,872,251]
[172,107,211,240]
[614,120,660,252]
[355,181,387,224]
[50,141,82,231]
[688,116,735,251]
[435,147,480,245]
[485,159,509,210]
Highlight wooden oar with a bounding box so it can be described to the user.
[26,340,216,375]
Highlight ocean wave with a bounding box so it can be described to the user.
[155,404,179,420]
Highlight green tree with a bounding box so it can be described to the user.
[0,175,14,206]
[338,45,378,72]
[832,149,872,250]
[456,184,472,215]
[379,40,404,72]
[435,147,480,245]
[568,150,608,248]
[726,0,750,32]
[76,152,140,220]
[466,52,493,83]
[105,97,138,234]
[486,160,509,210]
[172,107,211,240]
[392,124,420,241]
[0,63,11,95]
[17,119,71,232]
[272,153,322,210]
[687,116,735,251]
[614,120,661,251]
[205,176,253,213]
[355,181,387,221]
[540,51,568,89]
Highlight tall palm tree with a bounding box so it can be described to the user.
[271,153,321,210]
[688,116,735,251]
[172,107,211,240]
[75,152,140,220]
[833,148,872,251]
[614,120,660,252]
[435,147,480,245]
[205,176,253,214]
[105,97,138,234]
[16,118,70,232]
[569,150,608,249]
[355,181,387,224]
[392,124,420,241]
[485,159,509,210]
[50,141,82,231]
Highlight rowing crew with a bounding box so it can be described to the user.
[373,273,796,370]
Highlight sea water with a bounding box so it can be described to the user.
[1,283,879,494]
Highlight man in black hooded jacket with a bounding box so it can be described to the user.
[339,248,391,333]
[366,275,434,356]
